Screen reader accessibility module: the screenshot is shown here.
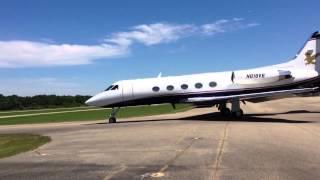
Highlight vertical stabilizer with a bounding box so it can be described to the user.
[315,32,320,72]
[289,31,320,72]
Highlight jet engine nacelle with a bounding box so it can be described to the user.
[232,70,292,85]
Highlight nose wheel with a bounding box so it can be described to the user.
[108,107,120,123]
[109,117,117,123]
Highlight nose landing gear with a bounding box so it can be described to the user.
[109,107,120,123]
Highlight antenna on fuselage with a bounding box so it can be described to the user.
[157,72,162,78]
[231,71,235,83]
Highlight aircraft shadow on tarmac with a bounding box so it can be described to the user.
[93,110,319,125]
[248,110,320,116]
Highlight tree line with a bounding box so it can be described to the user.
[0,94,91,110]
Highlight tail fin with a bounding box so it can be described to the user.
[288,31,320,71]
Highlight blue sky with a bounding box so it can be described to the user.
[1,0,319,96]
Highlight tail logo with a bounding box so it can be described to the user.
[305,50,319,65]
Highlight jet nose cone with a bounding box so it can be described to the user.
[85,92,118,107]
[85,97,97,106]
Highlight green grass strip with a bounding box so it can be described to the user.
[0,134,51,159]
[0,106,93,117]
[0,104,192,125]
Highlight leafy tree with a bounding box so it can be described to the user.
[0,94,91,110]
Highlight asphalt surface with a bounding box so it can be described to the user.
[1,97,320,180]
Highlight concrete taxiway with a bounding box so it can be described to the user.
[0,97,320,180]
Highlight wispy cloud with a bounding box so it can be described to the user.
[0,41,127,68]
[106,23,196,46]
[0,18,259,68]
[201,18,260,35]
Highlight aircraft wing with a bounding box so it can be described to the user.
[182,87,319,103]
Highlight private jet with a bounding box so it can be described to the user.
[86,31,320,123]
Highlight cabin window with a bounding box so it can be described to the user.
[105,85,114,91]
[167,85,174,91]
[195,83,203,89]
[152,86,160,92]
[181,84,188,90]
[111,85,119,90]
[209,81,217,87]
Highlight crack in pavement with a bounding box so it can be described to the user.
[211,121,229,180]
[103,164,127,180]
[290,124,320,138]
[141,139,197,180]
[141,126,200,179]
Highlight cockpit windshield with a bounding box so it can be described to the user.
[105,85,114,91]
[111,85,119,90]
[104,85,119,91]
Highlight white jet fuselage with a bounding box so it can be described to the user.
[86,67,318,107]
[86,31,320,108]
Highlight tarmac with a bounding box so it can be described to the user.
[0,97,320,180]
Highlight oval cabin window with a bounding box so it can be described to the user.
[195,83,203,89]
[167,85,174,91]
[152,86,160,92]
[181,84,188,90]
[209,81,217,87]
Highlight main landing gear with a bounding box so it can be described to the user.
[231,98,244,118]
[218,98,244,118]
[108,107,120,123]
[218,103,231,116]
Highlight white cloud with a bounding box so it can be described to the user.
[0,41,127,68]
[201,18,260,35]
[0,19,259,68]
[106,23,196,46]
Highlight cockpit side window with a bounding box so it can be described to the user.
[105,85,114,91]
[111,85,119,90]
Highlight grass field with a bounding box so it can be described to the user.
[0,106,93,117]
[0,104,192,125]
[0,134,51,159]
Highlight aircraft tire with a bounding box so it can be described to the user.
[221,108,231,116]
[109,117,117,123]
[232,109,243,118]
